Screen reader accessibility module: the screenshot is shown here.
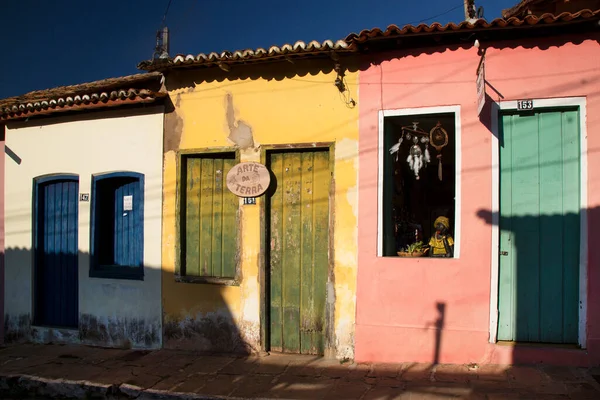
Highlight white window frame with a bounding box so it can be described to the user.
[377,105,462,258]
[489,97,588,348]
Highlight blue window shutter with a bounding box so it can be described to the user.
[90,172,144,280]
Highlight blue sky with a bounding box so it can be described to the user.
[0,0,517,99]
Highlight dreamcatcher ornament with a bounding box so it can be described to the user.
[389,122,431,180]
[429,122,449,181]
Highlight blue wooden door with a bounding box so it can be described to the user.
[34,175,79,328]
[498,109,580,343]
[113,178,142,267]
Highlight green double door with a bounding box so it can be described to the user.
[498,108,580,343]
[267,149,330,355]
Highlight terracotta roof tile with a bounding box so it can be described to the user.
[0,72,165,121]
[137,39,352,71]
[138,10,599,72]
[345,9,600,43]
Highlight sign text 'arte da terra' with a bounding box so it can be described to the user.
[226,161,271,197]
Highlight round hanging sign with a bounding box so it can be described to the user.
[226,161,271,197]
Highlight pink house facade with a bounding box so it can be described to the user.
[0,126,4,344]
[354,11,600,366]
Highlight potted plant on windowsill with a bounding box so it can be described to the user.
[397,241,429,257]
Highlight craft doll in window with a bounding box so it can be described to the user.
[428,216,454,258]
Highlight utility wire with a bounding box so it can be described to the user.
[161,0,173,27]
[404,3,465,26]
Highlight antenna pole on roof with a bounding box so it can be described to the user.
[464,0,477,22]
[152,0,172,62]
[152,26,170,61]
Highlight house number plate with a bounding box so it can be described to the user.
[79,193,90,202]
[516,100,534,110]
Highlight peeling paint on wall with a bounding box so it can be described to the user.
[225,93,255,150]
[164,97,184,153]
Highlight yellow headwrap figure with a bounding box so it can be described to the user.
[429,216,454,258]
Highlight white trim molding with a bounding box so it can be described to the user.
[489,97,588,348]
[377,105,462,258]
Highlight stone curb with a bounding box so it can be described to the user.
[0,374,278,400]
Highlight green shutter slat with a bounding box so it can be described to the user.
[199,158,214,276]
[300,152,315,354]
[499,114,515,341]
[211,158,224,277]
[538,111,565,343]
[561,110,580,343]
[513,113,541,342]
[282,152,301,353]
[269,153,284,352]
[221,158,238,279]
[185,158,201,276]
[311,150,329,355]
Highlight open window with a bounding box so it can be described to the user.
[381,111,458,258]
[90,172,144,280]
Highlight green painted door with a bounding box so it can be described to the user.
[267,149,330,354]
[498,109,580,343]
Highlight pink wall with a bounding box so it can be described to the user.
[356,33,600,366]
[0,126,4,344]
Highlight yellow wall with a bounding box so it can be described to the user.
[162,63,359,358]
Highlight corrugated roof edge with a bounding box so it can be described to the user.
[0,72,165,121]
[137,9,599,72]
[137,39,353,71]
[344,9,600,42]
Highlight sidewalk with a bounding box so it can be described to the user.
[1,343,599,399]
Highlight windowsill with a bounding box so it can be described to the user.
[379,255,459,260]
[174,274,239,286]
[90,265,144,281]
[31,324,78,331]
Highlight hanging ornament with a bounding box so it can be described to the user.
[429,122,449,181]
[406,136,424,179]
[387,121,432,180]
[388,132,404,162]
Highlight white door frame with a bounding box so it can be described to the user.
[378,105,462,258]
[489,97,588,347]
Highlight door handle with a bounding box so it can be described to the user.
[500,251,508,256]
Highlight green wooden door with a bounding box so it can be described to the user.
[267,149,330,354]
[498,109,580,343]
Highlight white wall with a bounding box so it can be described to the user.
[4,106,164,348]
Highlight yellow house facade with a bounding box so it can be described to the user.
[142,42,359,358]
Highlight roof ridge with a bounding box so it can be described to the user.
[137,9,599,72]
[0,72,162,104]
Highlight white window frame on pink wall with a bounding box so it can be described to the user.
[377,105,462,258]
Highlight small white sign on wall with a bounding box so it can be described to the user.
[123,195,133,211]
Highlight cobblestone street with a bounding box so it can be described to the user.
[1,343,600,399]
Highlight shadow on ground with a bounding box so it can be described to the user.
[1,344,600,399]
